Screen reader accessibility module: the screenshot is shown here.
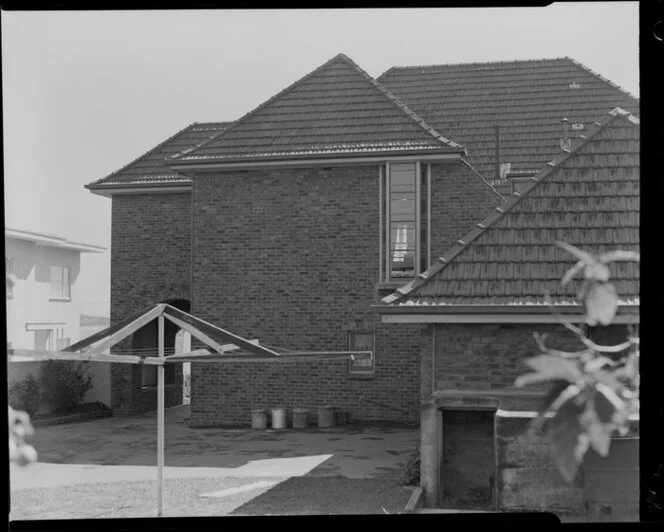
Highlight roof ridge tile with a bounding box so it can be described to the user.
[337,54,465,152]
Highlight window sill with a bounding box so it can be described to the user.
[348,373,376,380]
[49,297,72,302]
[141,384,177,391]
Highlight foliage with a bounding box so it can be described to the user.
[9,374,43,417]
[9,406,38,467]
[399,446,421,486]
[39,360,94,414]
[515,242,639,482]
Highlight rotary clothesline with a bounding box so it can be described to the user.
[7,303,371,517]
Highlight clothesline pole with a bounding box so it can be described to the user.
[157,314,165,517]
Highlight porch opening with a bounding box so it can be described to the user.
[440,408,496,510]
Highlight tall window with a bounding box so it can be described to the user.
[381,162,430,281]
[50,265,71,300]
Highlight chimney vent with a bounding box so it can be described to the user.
[560,117,571,151]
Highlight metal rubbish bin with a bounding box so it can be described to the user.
[318,406,336,428]
[292,408,308,429]
[251,409,268,429]
[271,407,287,430]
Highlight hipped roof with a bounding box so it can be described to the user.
[171,53,464,164]
[378,57,639,182]
[380,108,640,309]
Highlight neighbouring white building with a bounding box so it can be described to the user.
[6,227,109,407]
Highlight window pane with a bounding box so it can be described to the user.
[390,223,416,249]
[390,193,415,220]
[391,249,415,276]
[63,267,70,298]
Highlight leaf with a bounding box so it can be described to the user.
[599,250,640,263]
[584,262,610,282]
[548,395,587,483]
[528,381,571,435]
[561,261,584,286]
[523,354,582,383]
[584,282,618,326]
[596,382,626,412]
[557,241,597,265]
[584,356,614,373]
[580,401,612,457]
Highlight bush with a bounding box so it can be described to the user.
[8,375,42,417]
[39,361,93,414]
[399,446,420,486]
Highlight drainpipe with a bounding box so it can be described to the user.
[431,324,436,394]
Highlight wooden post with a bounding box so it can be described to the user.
[157,314,165,517]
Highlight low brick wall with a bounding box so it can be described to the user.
[495,413,585,515]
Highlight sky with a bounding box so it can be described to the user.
[2,4,639,314]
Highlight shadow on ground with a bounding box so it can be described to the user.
[230,477,414,515]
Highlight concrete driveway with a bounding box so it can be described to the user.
[10,405,419,518]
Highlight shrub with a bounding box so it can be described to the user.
[399,446,420,486]
[39,361,93,414]
[8,375,42,417]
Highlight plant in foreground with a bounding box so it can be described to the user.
[515,242,639,482]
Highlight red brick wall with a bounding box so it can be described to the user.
[190,166,422,425]
[432,323,589,392]
[429,163,501,259]
[109,193,191,416]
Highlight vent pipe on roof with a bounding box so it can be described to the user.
[560,117,571,151]
[494,125,500,181]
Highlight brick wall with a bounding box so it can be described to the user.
[429,162,501,259]
[109,193,191,416]
[432,323,589,392]
[190,165,425,426]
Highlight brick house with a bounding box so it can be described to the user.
[375,107,640,515]
[85,54,638,441]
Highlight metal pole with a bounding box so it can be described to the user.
[157,314,165,517]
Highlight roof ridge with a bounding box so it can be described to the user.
[565,57,640,102]
[337,54,465,153]
[381,107,638,305]
[378,57,571,79]
[170,54,355,160]
[87,122,198,187]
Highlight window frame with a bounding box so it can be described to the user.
[348,329,376,378]
[380,162,431,282]
[50,265,71,301]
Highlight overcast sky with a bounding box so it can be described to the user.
[2,4,639,313]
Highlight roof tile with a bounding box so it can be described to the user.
[175,54,463,163]
[378,58,639,180]
[384,110,639,307]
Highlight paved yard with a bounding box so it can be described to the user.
[10,405,419,519]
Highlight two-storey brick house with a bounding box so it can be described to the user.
[86,54,638,437]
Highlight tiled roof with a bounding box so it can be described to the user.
[382,108,639,307]
[378,58,639,180]
[173,54,465,163]
[86,122,232,189]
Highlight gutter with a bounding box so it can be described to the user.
[168,151,464,173]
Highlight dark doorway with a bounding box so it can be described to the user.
[441,409,496,510]
[131,299,191,387]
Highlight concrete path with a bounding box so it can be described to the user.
[10,405,419,518]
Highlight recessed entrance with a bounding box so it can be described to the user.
[440,409,496,510]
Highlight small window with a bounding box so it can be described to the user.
[50,265,71,300]
[6,257,14,298]
[348,330,375,376]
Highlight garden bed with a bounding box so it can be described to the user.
[32,402,112,427]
